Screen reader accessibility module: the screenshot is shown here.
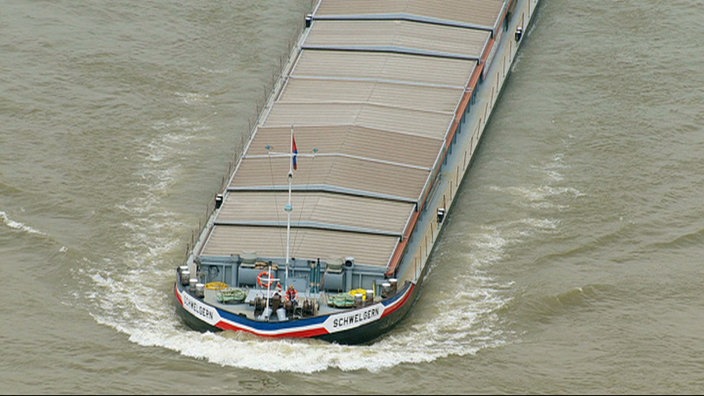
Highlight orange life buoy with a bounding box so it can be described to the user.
[257,271,274,288]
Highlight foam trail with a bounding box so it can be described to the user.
[0,210,44,235]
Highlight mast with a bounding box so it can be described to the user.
[284,126,295,285]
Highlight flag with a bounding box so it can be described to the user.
[292,134,298,170]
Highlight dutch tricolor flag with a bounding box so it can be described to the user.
[291,134,298,171]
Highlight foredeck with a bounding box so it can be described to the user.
[199,0,508,272]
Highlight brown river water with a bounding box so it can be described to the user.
[1,0,702,394]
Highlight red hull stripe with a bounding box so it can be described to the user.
[380,283,415,319]
[216,321,329,338]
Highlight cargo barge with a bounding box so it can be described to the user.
[174,0,540,345]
